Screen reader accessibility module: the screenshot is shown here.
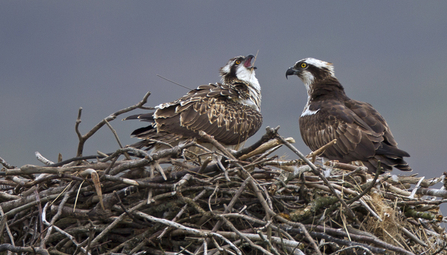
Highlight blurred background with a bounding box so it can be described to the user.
[1,2,446,184]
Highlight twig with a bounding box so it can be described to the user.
[104,118,131,160]
[398,224,427,247]
[156,74,193,90]
[308,138,337,162]
[152,160,167,181]
[0,156,15,169]
[41,183,75,248]
[42,203,90,255]
[347,163,381,205]
[174,229,304,251]
[88,200,146,249]
[75,91,151,157]
[195,177,251,254]
[233,126,279,158]
[0,206,15,246]
[274,215,321,255]
[239,137,295,160]
[198,131,235,160]
[218,215,274,255]
[158,190,207,239]
[0,244,49,255]
[303,224,415,255]
[4,193,60,217]
[415,188,447,198]
[35,151,54,165]
[409,175,425,199]
[275,132,358,221]
[329,245,375,255]
[134,210,242,255]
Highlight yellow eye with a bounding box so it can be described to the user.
[235,60,241,65]
[300,62,307,68]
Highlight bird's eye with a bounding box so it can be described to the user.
[300,63,307,68]
[235,60,241,65]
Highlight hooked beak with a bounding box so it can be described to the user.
[285,67,297,79]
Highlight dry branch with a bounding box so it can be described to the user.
[75,91,151,157]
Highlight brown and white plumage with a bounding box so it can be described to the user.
[286,58,411,173]
[126,55,262,151]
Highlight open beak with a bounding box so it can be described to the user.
[244,55,257,70]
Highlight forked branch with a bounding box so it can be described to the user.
[75,91,151,157]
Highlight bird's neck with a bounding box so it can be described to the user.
[308,77,347,102]
[232,81,261,111]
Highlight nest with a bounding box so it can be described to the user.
[1,92,447,255]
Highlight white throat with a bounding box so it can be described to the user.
[236,67,260,91]
[236,68,261,111]
[300,71,315,94]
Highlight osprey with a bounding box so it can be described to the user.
[286,58,411,173]
[126,55,262,152]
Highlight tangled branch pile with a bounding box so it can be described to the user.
[1,92,447,255]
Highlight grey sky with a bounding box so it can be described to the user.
[1,2,446,180]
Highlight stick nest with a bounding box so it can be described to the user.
[1,92,446,255]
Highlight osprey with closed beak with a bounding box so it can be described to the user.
[126,55,262,152]
[286,58,411,173]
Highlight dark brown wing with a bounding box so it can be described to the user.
[300,100,379,163]
[346,99,411,171]
[142,83,262,146]
[346,100,397,147]
[299,99,410,172]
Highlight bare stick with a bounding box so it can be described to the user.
[158,190,207,239]
[41,183,75,248]
[42,203,90,255]
[218,215,274,255]
[346,163,381,205]
[239,137,295,160]
[104,119,131,160]
[0,206,15,246]
[198,131,235,160]
[330,245,374,255]
[88,200,146,248]
[252,50,260,66]
[275,132,357,221]
[157,74,193,90]
[0,156,14,169]
[76,91,151,157]
[133,210,242,255]
[0,244,49,255]
[308,138,337,162]
[195,177,251,254]
[35,151,54,165]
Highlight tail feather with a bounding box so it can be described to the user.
[131,124,156,137]
[123,113,155,122]
[365,154,412,173]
